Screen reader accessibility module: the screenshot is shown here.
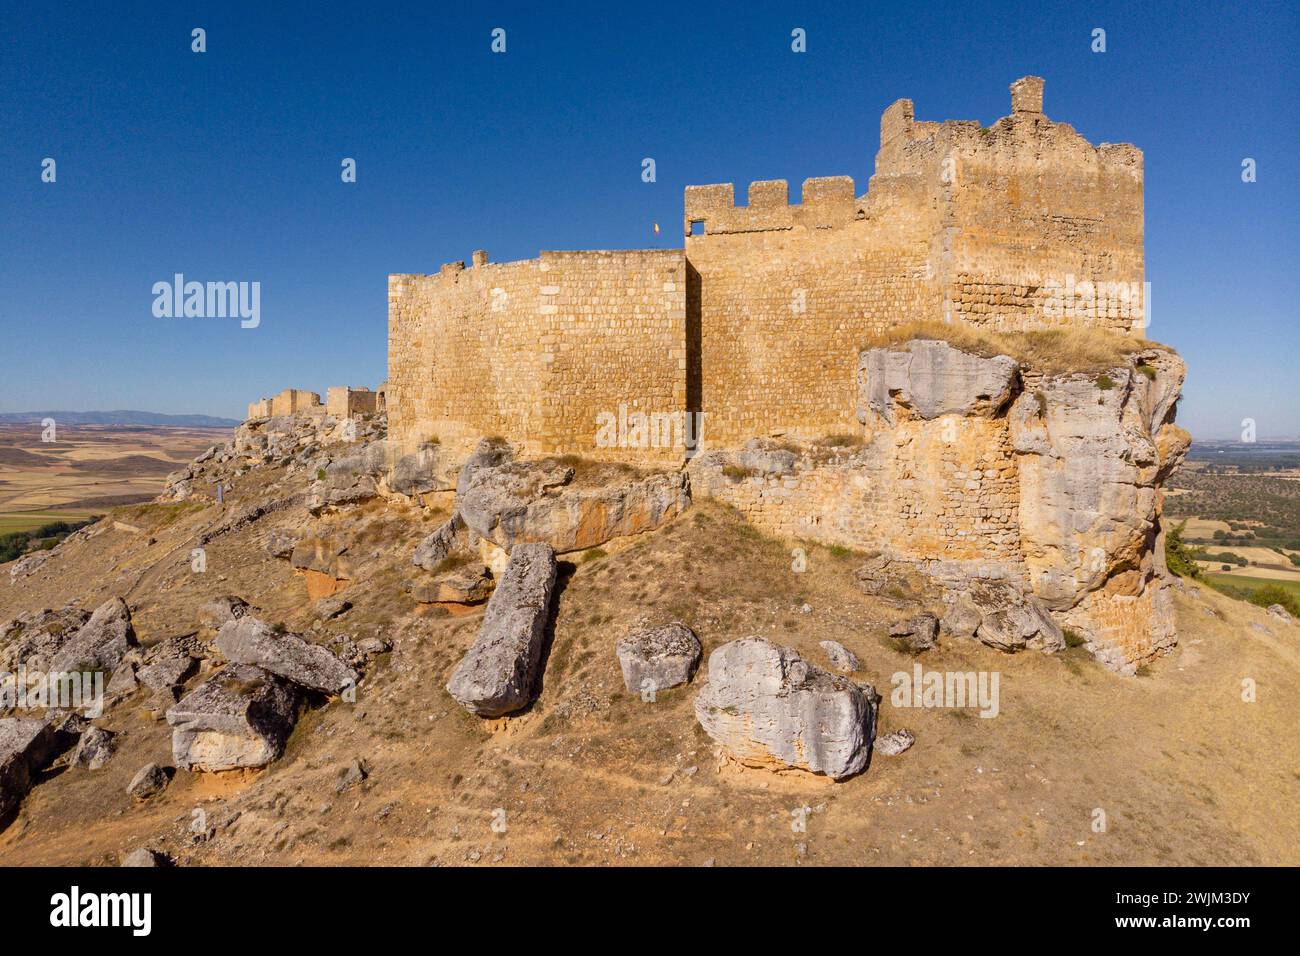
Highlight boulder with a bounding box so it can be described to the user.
[263,530,297,559]
[71,726,117,770]
[213,617,357,696]
[616,622,701,695]
[875,729,916,756]
[122,848,170,867]
[409,564,494,604]
[167,664,301,771]
[446,543,557,717]
[959,582,1065,653]
[126,762,170,800]
[47,597,138,676]
[819,639,860,673]
[314,596,352,620]
[412,514,465,572]
[197,595,256,629]
[1267,604,1293,624]
[858,339,1019,425]
[0,606,90,671]
[0,717,59,825]
[693,638,877,780]
[889,613,939,652]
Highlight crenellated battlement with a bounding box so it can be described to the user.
[683,176,857,237]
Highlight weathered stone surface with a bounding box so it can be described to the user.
[455,443,688,553]
[167,664,301,771]
[47,597,138,676]
[859,340,1019,425]
[213,617,357,696]
[126,762,169,800]
[137,652,198,696]
[122,847,170,867]
[616,622,701,694]
[263,530,297,559]
[1267,604,1293,624]
[957,582,1065,653]
[409,564,494,604]
[71,726,117,770]
[197,595,255,629]
[0,606,90,671]
[694,638,877,780]
[412,514,464,571]
[0,717,58,824]
[890,613,939,652]
[389,442,448,496]
[314,596,352,620]
[737,438,797,477]
[819,639,860,673]
[105,660,139,698]
[446,543,557,717]
[290,537,349,577]
[875,729,916,756]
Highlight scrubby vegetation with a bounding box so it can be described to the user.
[0,516,99,564]
[860,320,1163,374]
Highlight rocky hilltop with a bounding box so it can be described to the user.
[1,331,1296,867]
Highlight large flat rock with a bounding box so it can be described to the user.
[213,617,357,695]
[446,543,557,717]
[694,638,876,780]
[166,664,301,771]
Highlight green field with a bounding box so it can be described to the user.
[1205,573,1300,598]
[0,510,101,535]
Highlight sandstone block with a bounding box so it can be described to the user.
[616,622,701,694]
[167,664,301,771]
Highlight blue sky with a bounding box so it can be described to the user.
[1,0,1296,438]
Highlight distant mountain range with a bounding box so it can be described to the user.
[0,410,239,428]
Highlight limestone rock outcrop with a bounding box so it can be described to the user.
[859,340,1019,425]
[454,440,689,554]
[694,638,877,780]
[446,543,557,717]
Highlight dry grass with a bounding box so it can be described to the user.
[860,320,1171,374]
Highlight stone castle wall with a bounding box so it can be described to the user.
[388,249,685,465]
[388,76,1146,461]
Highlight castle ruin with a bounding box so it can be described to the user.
[387,77,1146,462]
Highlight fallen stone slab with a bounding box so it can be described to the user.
[446,543,557,717]
[213,617,357,695]
[694,637,877,781]
[0,717,59,825]
[167,664,301,772]
[616,622,701,695]
[47,596,139,676]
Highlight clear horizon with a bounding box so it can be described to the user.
[2,0,1296,440]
